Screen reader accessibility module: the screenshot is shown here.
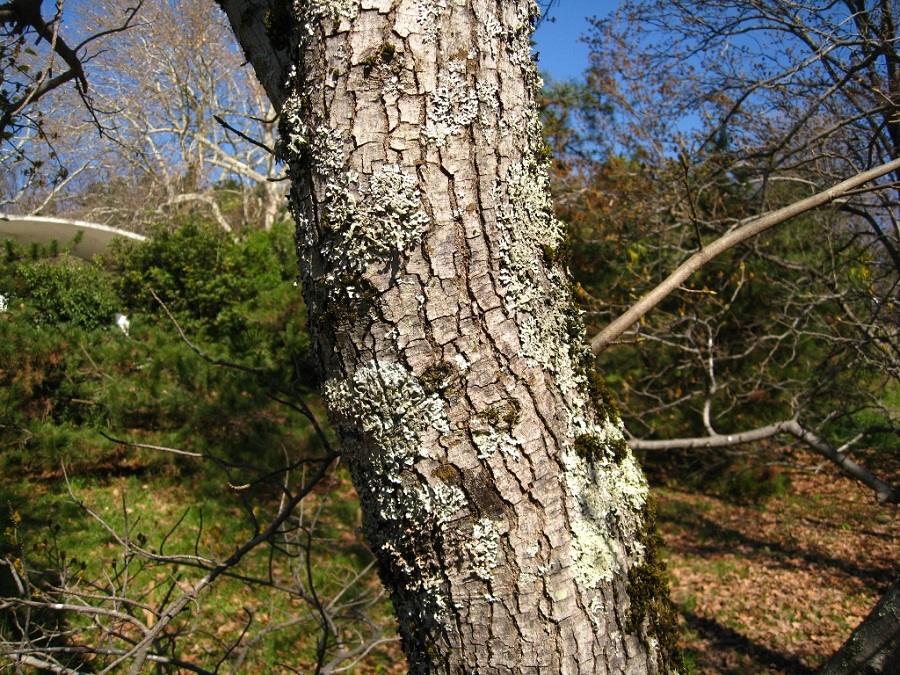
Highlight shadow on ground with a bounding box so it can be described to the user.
[680,609,816,675]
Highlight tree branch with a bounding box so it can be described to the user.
[629,419,900,503]
[591,156,900,354]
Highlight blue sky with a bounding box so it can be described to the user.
[532,0,619,82]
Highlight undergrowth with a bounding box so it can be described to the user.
[0,220,401,672]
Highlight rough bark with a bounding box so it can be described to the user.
[219,1,681,672]
[819,576,900,675]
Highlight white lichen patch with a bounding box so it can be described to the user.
[589,594,605,620]
[475,80,500,143]
[325,361,459,622]
[469,518,501,581]
[418,481,468,524]
[360,0,392,10]
[379,544,452,617]
[310,125,346,176]
[473,427,521,461]
[494,161,561,285]
[508,1,542,67]
[311,163,431,285]
[277,95,347,177]
[475,9,503,56]
[381,73,403,99]
[417,0,448,43]
[423,62,480,147]
[561,420,649,587]
[493,158,584,394]
[493,160,560,298]
[279,92,312,160]
[293,0,360,29]
[325,360,449,475]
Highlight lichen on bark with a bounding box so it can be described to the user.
[324,359,462,644]
[228,0,686,670]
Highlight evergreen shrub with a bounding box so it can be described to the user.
[0,220,316,473]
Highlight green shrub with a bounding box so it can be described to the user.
[1,219,317,473]
[1,238,118,330]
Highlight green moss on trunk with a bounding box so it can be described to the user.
[626,495,685,673]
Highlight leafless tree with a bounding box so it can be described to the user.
[1,462,396,674]
[0,0,143,209]
[556,0,900,504]
[2,0,286,232]
[1,0,89,135]
[67,0,286,232]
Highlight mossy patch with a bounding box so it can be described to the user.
[572,432,628,465]
[379,41,396,63]
[573,433,604,463]
[420,361,457,395]
[431,462,462,486]
[586,369,620,426]
[478,400,521,431]
[361,54,378,77]
[626,495,685,673]
[264,5,294,51]
[540,231,571,266]
[362,42,397,77]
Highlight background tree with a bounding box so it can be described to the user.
[2,0,286,232]
[1,0,88,136]
[0,0,142,213]
[539,0,900,504]
[72,0,286,231]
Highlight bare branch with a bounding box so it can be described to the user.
[591,156,900,354]
[629,419,900,504]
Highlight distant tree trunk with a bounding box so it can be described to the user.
[219,1,681,671]
[819,576,900,675]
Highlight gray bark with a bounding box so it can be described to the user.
[216,0,292,109]
[819,576,900,675]
[218,1,681,672]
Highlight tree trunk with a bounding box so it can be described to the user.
[819,576,900,675]
[219,1,681,672]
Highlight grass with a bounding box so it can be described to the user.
[6,442,896,674]
[1,443,402,674]
[6,416,897,672]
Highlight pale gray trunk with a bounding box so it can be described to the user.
[219,1,680,672]
[261,104,284,229]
